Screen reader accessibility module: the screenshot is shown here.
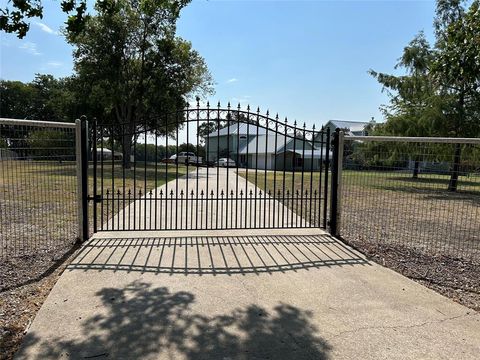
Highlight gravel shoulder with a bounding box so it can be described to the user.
[343,239,480,312]
[0,245,80,360]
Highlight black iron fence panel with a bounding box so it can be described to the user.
[0,119,78,259]
[91,103,331,231]
[339,137,480,261]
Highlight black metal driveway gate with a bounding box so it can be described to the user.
[88,102,332,232]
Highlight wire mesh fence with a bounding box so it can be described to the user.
[339,136,480,261]
[0,119,78,259]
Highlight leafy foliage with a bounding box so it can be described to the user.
[68,0,214,167]
[0,0,89,38]
[369,0,480,189]
[0,137,7,149]
[0,75,78,122]
[27,129,74,159]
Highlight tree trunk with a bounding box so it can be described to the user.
[412,159,420,179]
[121,130,133,169]
[448,89,465,192]
[115,103,135,169]
[448,143,462,192]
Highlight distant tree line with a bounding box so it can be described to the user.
[0,75,80,122]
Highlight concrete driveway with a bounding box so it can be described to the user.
[105,167,307,231]
[15,228,480,360]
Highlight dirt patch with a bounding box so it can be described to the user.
[343,238,480,312]
[0,245,79,360]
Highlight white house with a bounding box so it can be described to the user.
[96,147,123,160]
[206,123,331,171]
[323,120,371,136]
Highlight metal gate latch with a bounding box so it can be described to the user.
[87,195,102,203]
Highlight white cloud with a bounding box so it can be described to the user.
[226,78,238,84]
[46,61,63,67]
[33,22,58,35]
[19,42,41,56]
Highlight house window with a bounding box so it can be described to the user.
[296,157,303,167]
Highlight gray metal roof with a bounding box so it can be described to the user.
[281,149,332,159]
[327,120,369,132]
[237,134,317,155]
[208,123,267,137]
[237,134,290,154]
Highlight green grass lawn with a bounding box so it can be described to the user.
[236,170,328,196]
[91,161,188,196]
[238,168,480,259]
[0,161,188,200]
[237,168,480,201]
[236,170,329,227]
[2,159,479,260]
[342,169,480,194]
[0,160,188,257]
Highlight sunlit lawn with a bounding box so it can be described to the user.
[237,168,480,195]
[238,168,480,259]
[0,160,188,256]
[2,159,479,259]
[92,161,188,195]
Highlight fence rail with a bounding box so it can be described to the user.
[338,134,480,261]
[0,118,77,129]
[346,135,480,144]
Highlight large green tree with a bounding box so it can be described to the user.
[432,0,480,190]
[0,79,36,119]
[369,34,443,178]
[68,0,214,168]
[370,0,480,190]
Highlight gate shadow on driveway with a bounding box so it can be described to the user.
[68,234,369,275]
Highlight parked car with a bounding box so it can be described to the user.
[175,152,203,165]
[215,158,236,167]
[160,154,177,164]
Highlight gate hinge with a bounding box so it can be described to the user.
[87,195,102,203]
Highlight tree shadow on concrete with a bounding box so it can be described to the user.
[16,281,331,359]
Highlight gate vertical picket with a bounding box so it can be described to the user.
[88,104,334,233]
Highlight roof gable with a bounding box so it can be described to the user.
[208,123,267,137]
[238,134,314,154]
[327,120,370,132]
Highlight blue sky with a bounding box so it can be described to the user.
[0,0,436,127]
